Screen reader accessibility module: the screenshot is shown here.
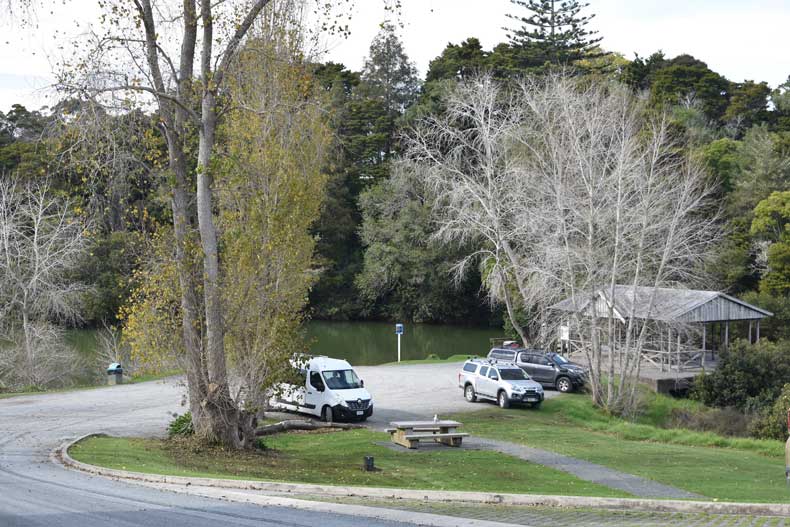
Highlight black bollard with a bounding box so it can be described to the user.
[363,456,375,472]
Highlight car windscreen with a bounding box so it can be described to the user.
[499,369,528,380]
[322,369,362,390]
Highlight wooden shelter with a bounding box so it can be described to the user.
[551,286,773,372]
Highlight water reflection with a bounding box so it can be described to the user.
[306,321,503,365]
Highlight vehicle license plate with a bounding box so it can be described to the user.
[526,397,538,402]
[356,410,363,415]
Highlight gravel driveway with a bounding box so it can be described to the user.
[356,361,561,429]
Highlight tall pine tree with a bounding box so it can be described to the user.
[506,0,604,65]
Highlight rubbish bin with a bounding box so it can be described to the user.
[107,362,123,385]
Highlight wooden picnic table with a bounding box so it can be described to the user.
[386,420,469,449]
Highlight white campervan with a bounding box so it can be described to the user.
[270,356,373,422]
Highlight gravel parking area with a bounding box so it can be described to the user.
[355,361,562,428]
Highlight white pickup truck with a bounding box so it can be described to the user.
[270,356,373,422]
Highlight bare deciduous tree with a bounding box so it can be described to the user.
[0,178,89,390]
[406,76,531,343]
[410,74,721,414]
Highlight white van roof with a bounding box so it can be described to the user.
[306,356,353,371]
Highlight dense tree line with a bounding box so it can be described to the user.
[1,1,787,335]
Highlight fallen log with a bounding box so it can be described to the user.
[255,419,363,436]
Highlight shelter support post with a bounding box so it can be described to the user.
[677,329,682,372]
[749,321,753,344]
[757,320,761,342]
[702,324,706,368]
[725,321,730,351]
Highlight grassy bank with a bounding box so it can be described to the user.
[70,431,627,498]
[451,395,789,503]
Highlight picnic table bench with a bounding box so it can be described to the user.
[385,420,468,449]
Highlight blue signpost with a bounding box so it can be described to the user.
[395,323,404,362]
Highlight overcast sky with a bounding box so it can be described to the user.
[1,0,788,112]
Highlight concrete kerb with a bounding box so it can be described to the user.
[56,433,790,518]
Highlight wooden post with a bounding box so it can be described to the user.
[749,321,753,344]
[677,329,682,372]
[756,320,761,342]
[725,321,730,351]
[702,324,706,368]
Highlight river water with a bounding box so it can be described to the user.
[68,321,504,371]
[306,321,503,365]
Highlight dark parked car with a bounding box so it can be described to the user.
[487,347,586,393]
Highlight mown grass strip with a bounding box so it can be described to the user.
[69,431,629,498]
[452,395,789,503]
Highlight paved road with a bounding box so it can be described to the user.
[0,361,516,527]
[0,379,413,527]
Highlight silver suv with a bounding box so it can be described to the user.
[458,358,544,409]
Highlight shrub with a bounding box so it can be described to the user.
[749,383,790,440]
[692,339,790,411]
[667,406,753,437]
[168,412,194,437]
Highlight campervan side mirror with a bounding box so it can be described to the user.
[360,379,365,388]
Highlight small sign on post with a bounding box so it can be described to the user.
[395,323,404,362]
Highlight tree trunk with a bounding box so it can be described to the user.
[500,269,528,345]
[193,91,254,448]
[164,133,211,435]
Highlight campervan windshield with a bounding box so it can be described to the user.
[322,369,361,390]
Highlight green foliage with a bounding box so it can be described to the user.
[425,38,489,83]
[724,80,771,131]
[78,231,143,325]
[356,166,494,324]
[309,26,423,321]
[120,230,188,374]
[751,191,790,295]
[505,0,604,65]
[698,138,740,193]
[730,126,790,216]
[749,384,790,440]
[740,290,790,341]
[692,339,790,412]
[622,51,668,90]
[168,412,194,437]
[649,55,731,122]
[218,36,332,405]
[362,22,420,115]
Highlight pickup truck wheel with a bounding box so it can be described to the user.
[556,376,573,393]
[464,384,477,402]
[498,391,511,409]
[321,405,333,423]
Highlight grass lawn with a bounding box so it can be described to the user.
[69,430,628,498]
[451,394,789,503]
